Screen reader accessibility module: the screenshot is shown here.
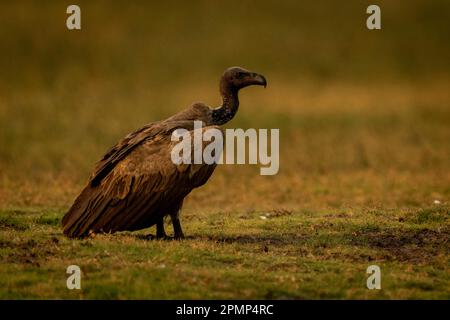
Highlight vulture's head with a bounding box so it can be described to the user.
[220,67,267,93]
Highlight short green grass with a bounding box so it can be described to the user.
[0,206,448,299]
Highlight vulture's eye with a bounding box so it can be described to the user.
[236,72,246,79]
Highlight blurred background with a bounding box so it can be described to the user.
[0,0,449,212]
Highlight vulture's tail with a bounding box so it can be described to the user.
[61,184,106,238]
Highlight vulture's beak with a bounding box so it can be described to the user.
[250,73,267,88]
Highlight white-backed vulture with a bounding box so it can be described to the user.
[62,67,267,239]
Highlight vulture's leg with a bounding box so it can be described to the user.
[170,201,185,240]
[156,217,168,239]
[171,211,185,240]
[172,218,185,239]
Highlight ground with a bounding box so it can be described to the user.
[0,1,449,299]
[0,205,448,299]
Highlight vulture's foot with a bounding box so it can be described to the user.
[157,235,174,241]
[143,234,157,240]
[156,232,169,239]
[174,233,185,240]
[142,234,173,241]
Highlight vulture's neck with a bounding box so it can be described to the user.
[212,87,239,125]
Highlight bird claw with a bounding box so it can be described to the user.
[143,234,157,240]
[142,234,171,240]
[143,234,184,241]
[157,235,174,241]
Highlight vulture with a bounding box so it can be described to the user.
[62,67,267,239]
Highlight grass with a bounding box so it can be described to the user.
[0,206,448,299]
[0,1,449,299]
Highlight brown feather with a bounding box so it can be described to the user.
[62,115,219,238]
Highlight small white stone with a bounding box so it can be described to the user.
[259,216,267,220]
[434,200,441,204]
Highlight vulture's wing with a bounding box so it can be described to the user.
[90,122,161,186]
[62,122,220,238]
